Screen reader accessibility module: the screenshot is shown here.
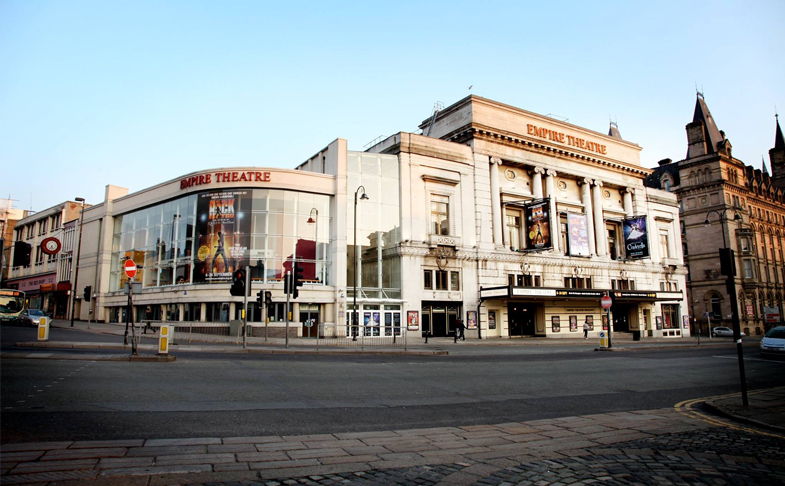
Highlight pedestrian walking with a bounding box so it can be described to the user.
[454,318,466,343]
[583,321,589,339]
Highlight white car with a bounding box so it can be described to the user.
[712,326,744,337]
[760,326,785,358]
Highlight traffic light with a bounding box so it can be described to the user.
[719,248,736,277]
[13,241,32,267]
[283,273,291,295]
[264,291,272,308]
[83,285,92,302]
[256,290,264,308]
[294,262,304,287]
[230,269,246,296]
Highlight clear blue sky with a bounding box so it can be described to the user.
[2,0,783,212]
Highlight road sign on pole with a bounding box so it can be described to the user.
[601,295,612,310]
[124,259,137,279]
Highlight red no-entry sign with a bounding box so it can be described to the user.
[124,259,137,279]
[601,295,612,310]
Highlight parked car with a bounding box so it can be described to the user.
[19,308,47,327]
[712,326,744,337]
[760,326,785,358]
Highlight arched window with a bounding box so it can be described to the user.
[661,174,672,191]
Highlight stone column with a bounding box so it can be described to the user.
[489,157,503,248]
[592,180,607,257]
[622,188,634,217]
[501,204,509,249]
[545,169,560,253]
[580,179,596,256]
[532,167,545,198]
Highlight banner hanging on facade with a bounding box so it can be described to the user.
[194,190,251,283]
[622,216,649,260]
[567,212,590,256]
[524,198,552,251]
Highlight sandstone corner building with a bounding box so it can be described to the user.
[17,96,688,339]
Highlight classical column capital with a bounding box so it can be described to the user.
[545,169,558,177]
[578,178,592,186]
[592,180,604,188]
[490,156,503,165]
[531,166,546,175]
[621,187,635,195]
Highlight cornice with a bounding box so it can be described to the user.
[446,125,651,178]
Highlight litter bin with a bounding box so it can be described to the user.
[229,320,243,337]
[632,330,641,341]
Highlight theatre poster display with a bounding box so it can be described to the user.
[567,212,590,256]
[194,190,251,283]
[524,198,552,251]
[623,216,649,259]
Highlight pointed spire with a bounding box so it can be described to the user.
[775,113,784,150]
[762,156,769,174]
[692,93,724,153]
[608,120,622,140]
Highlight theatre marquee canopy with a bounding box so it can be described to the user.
[479,286,683,303]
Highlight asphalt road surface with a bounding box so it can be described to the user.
[2,326,782,444]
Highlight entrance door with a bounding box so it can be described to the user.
[508,303,537,336]
[612,305,630,332]
[432,310,447,337]
[301,310,319,338]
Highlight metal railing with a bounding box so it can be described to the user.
[138,321,251,345]
[316,323,407,351]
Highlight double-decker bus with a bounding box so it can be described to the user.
[0,289,26,324]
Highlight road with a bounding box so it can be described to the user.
[1,325,782,444]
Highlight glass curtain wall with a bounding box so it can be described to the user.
[111,189,331,291]
[347,152,401,301]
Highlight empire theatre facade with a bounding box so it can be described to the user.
[76,96,686,339]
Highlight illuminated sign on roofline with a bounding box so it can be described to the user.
[526,124,608,155]
[181,171,272,190]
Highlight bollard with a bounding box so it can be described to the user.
[158,325,170,355]
[599,330,608,348]
[37,317,50,342]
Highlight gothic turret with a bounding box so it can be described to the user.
[686,93,724,159]
[770,114,785,189]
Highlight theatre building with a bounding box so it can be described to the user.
[68,96,686,339]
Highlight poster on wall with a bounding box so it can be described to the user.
[194,190,251,283]
[524,198,552,251]
[569,315,577,332]
[622,216,649,259]
[407,311,419,331]
[656,316,663,330]
[682,315,690,329]
[551,316,560,333]
[586,315,594,331]
[488,311,497,330]
[602,314,609,330]
[567,213,590,256]
[466,311,477,330]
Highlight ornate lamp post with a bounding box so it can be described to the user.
[70,198,86,327]
[353,186,368,341]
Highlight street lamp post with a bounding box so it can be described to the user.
[353,187,368,341]
[704,208,748,406]
[70,198,86,327]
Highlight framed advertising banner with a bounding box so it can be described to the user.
[194,190,251,283]
[586,315,594,331]
[567,213,590,256]
[551,316,560,333]
[602,314,609,330]
[407,311,419,331]
[682,315,690,329]
[466,310,477,330]
[656,316,663,330]
[569,315,578,332]
[524,198,552,251]
[488,311,497,330]
[623,216,649,259]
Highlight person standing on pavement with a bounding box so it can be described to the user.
[455,318,466,342]
[583,321,589,339]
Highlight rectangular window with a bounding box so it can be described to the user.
[506,210,522,250]
[450,271,460,291]
[26,225,34,239]
[607,223,620,260]
[35,246,43,265]
[51,214,61,230]
[560,214,569,255]
[430,194,449,236]
[743,259,755,279]
[659,230,670,260]
[423,270,433,289]
[564,277,591,289]
[39,219,47,235]
[435,270,448,290]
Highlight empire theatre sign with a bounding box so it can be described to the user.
[180,171,272,190]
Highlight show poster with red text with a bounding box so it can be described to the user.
[194,190,251,283]
[524,198,552,251]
